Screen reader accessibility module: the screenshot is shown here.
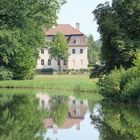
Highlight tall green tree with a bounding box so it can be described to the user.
[87,34,101,66]
[49,32,68,73]
[0,0,65,79]
[93,0,140,72]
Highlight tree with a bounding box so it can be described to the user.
[0,94,46,140]
[91,102,140,140]
[87,34,101,66]
[0,0,65,79]
[93,0,140,72]
[50,96,68,126]
[49,32,68,73]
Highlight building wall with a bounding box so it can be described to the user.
[36,93,50,110]
[68,46,88,70]
[36,46,88,71]
[37,49,68,71]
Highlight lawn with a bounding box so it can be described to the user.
[0,75,97,92]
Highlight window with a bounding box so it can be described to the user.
[73,60,76,66]
[76,39,80,44]
[41,59,44,65]
[76,109,80,117]
[73,100,76,104]
[73,39,76,44]
[80,49,83,54]
[41,100,45,109]
[80,101,83,105]
[80,59,83,66]
[73,39,80,44]
[72,49,76,54]
[57,60,60,65]
[64,60,67,65]
[41,48,44,54]
[48,59,51,66]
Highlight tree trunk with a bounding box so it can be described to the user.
[60,60,62,75]
[58,59,61,75]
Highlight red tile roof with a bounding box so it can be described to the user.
[45,24,84,35]
[44,118,82,129]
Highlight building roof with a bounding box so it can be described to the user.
[44,118,82,129]
[45,24,84,36]
[44,104,88,129]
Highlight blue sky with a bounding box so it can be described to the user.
[58,0,112,40]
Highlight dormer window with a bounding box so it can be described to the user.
[73,39,76,44]
[76,39,80,44]
[73,38,80,44]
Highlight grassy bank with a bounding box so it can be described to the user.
[0,75,97,92]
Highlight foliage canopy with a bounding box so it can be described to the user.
[0,94,45,140]
[93,0,140,71]
[0,0,65,79]
[49,32,68,73]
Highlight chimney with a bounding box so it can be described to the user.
[76,123,80,131]
[53,125,58,134]
[76,22,80,30]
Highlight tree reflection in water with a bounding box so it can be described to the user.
[90,102,140,140]
[49,96,68,126]
[0,94,45,140]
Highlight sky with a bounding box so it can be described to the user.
[45,112,99,140]
[58,0,112,40]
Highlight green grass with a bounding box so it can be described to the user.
[0,75,98,92]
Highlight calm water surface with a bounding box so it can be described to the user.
[0,91,140,140]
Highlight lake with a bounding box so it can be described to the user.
[0,90,140,140]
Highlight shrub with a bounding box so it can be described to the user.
[0,67,13,80]
[63,69,70,74]
[65,69,89,75]
[120,67,140,90]
[98,51,140,102]
[134,50,140,69]
[98,68,125,101]
[41,68,53,74]
[122,78,140,101]
[88,64,94,67]
[79,68,89,72]
[99,66,140,102]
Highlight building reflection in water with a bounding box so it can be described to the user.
[36,93,88,134]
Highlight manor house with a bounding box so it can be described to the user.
[36,23,88,71]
